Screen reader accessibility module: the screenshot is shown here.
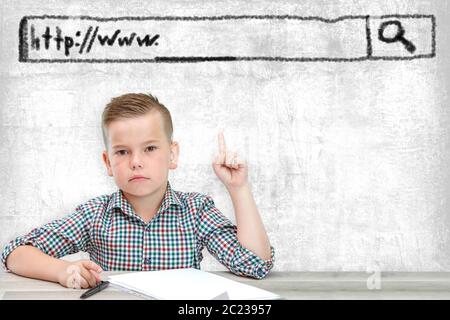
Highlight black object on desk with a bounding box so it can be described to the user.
[80,281,110,299]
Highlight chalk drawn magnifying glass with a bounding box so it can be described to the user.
[378,20,416,54]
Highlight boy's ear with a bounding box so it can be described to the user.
[169,141,179,170]
[102,150,113,176]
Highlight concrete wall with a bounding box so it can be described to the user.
[1,0,450,271]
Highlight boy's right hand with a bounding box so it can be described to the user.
[57,260,103,289]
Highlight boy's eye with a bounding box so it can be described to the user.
[115,150,128,156]
[114,146,156,155]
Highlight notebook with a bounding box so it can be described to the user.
[108,268,281,300]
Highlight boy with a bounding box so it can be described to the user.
[1,93,274,289]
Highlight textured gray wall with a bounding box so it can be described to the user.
[1,0,450,272]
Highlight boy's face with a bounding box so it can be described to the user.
[102,111,179,198]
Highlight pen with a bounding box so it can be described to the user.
[80,280,110,299]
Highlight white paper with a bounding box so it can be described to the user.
[108,268,280,300]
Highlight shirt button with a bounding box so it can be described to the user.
[145,258,151,264]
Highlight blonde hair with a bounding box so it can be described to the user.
[101,93,173,149]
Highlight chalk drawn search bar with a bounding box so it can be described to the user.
[18,14,436,63]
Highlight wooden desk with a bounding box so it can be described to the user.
[2,271,450,300]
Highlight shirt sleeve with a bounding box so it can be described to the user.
[196,195,275,279]
[1,205,92,272]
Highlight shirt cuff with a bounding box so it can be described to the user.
[234,244,275,279]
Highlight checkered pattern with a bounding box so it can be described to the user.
[1,182,274,279]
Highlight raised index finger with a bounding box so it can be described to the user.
[218,132,226,155]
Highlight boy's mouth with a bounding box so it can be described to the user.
[129,175,149,182]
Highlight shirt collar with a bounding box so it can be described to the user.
[108,181,183,217]
[158,181,184,212]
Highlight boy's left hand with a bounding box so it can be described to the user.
[212,132,248,190]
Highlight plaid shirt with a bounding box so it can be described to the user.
[1,182,274,279]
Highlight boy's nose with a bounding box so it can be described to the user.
[130,156,144,169]
[131,162,143,169]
